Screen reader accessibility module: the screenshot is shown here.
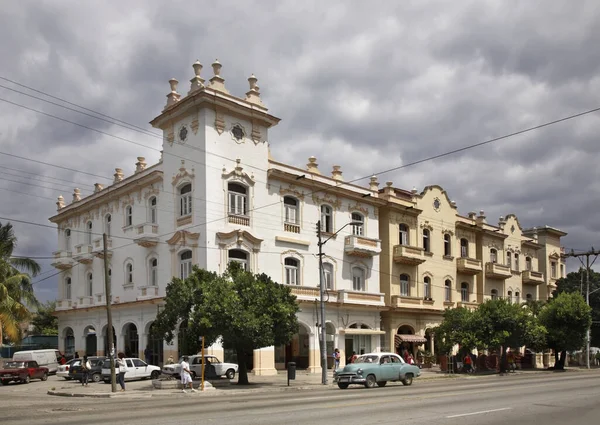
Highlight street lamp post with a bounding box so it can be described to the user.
[316,219,362,385]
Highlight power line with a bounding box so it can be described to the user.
[0,186,55,201]
[0,164,93,187]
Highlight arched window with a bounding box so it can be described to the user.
[125,206,133,227]
[87,273,93,296]
[490,249,497,264]
[444,279,451,302]
[179,183,192,217]
[443,234,451,256]
[105,214,112,237]
[352,267,365,292]
[64,229,71,251]
[526,293,532,301]
[351,212,364,236]
[399,224,409,246]
[65,277,72,300]
[284,258,299,285]
[126,263,133,285]
[525,256,532,271]
[228,249,248,271]
[460,238,468,258]
[149,258,158,286]
[491,289,498,300]
[179,250,192,280]
[423,276,431,299]
[506,251,511,268]
[86,221,93,245]
[149,196,158,224]
[228,183,247,216]
[323,262,334,290]
[422,229,430,252]
[507,290,513,303]
[515,291,520,304]
[514,253,519,271]
[283,196,299,224]
[400,274,410,297]
[320,205,332,233]
[460,282,469,302]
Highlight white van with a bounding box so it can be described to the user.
[12,349,60,374]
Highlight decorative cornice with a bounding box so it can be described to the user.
[348,201,369,216]
[419,220,434,231]
[216,229,263,247]
[279,184,305,200]
[312,193,341,210]
[442,228,454,236]
[166,230,200,247]
[143,186,160,200]
[222,159,255,186]
[172,160,195,187]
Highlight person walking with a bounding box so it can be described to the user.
[180,356,196,393]
[333,348,340,370]
[81,356,91,387]
[116,353,127,392]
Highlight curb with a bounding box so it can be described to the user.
[47,390,153,398]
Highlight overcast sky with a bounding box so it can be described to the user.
[1,1,599,302]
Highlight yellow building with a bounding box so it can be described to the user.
[378,184,566,357]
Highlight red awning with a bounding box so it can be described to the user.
[395,334,427,346]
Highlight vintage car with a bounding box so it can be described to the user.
[162,355,238,379]
[333,352,420,389]
[57,358,79,380]
[0,360,49,385]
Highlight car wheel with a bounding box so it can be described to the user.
[337,383,349,389]
[226,369,235,380]
[22,375,30,384]
[91,374,101,383]
[151,371,160,379]
[41,373,48,381]
[364,374,376,389]
[376,381,387,387]
[402,374,413,386]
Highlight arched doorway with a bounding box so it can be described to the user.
[102,325,116,356]
[345,323,372,361]
[146,322,164,366]
[63,327,75,357]
[276,323,310,370]
[326,322,336,369]
[84,326,96,356]
[123,323,139,358]
[395,325,426,360]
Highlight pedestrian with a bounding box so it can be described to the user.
[81,355,91,387]
[180,355,196,393]
[144,345,153,365]
[595,352,600,366]
[507,350,515,372]
[116,353,126,392]
[74,352,79,359]
[463,353,473,373]
[333,348,340,370]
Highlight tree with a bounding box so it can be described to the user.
[539,292,591,370]
[30,301,58,335]
[153,263,299,385]
[0,222,40,343]
[433,307,479,355]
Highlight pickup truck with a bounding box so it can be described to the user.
[101,358,161,383]
[0,360,49,385]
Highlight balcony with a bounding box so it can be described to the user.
[56,299,74,310]
[77,296,94,307]
[344,235,381,257]
[289,286,321,301]
[522,270,545,285]
[134,223,159,248]
[485,262,512,279]
[73,244,93,264]
[338,290,385,305]
[92,237,113,259]
[228,214,249,226]
[393,245,425,265]
[137,285,160,300]
[390,295,437,309]
[456,257,483,275]
[51,250,75,270]
[457,301,479,311]
[284,222,300,234]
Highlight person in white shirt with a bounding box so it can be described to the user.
[180,356,196,393]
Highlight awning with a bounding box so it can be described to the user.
[395,334,427,346]
[343,329,386,335]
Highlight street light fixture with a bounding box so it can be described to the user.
[316,220,363,385]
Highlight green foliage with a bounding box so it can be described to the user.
[153,262,299,384]
[539,292,591,354]
[432,307,478,355]
[31,301,58,336]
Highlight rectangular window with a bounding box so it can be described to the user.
[323,264,333,290]
[229,193,247,216]
[180,261,192,280]
[352,268,365,291]
[284,204,297,224]
[444,283,451,302]
[560,264,564,278]
[514,254,519,271]
[551,261,557,278]
[285,267,298,285]
[507,253,511,269]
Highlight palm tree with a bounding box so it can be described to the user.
[0,222,41,344]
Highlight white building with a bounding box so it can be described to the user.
[50,60,385,374]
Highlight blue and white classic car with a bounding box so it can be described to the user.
[333,352,421,389]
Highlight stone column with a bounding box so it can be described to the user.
[308,332,322,374]
[252,346,277,376]
[429,332,435,356]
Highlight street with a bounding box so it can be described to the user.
[0,371,598,424]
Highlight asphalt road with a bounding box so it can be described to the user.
[1,371,599,425]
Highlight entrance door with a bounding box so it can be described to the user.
[345,338,354,363]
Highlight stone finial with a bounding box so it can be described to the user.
[532,226,538,241]
[411,187,418,194]
[369,175,379,192]
[135,157,147,173]
[468,211,477,220]
[245,74,265,107]
[479,210,485,217]
[209,59,229,93]
[165,78,181,109]
[450,200,457,207]
[189,60,205,93]
[114,168,124,183]
[476,210,487,224]
[94,183,104,193]
[331,165,343,181]
[56,195,65,210]
[159,150,164,162]
[72,188,81,203]
[306,156,320,174]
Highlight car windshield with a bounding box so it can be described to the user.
[354,355,379,364]
[4,362,26,369]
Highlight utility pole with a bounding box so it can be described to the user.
[563,248,598,370]
[103,233,117,393]
[316,220,328,385]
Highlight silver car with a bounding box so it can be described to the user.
[56,359,79,380]
[162,355,238,379]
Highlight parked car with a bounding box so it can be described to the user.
[101,358,161,383]
[333,352,421,389]
[0,360,49,385]
[69,356,107,383]
[162,355,238,379]
[57,358,80,380]
[11,349,60,374]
